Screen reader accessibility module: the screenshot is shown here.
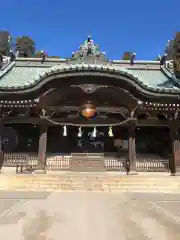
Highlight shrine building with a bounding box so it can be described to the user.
[0,34,180,174]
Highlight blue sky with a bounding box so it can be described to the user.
[1,0,180,60]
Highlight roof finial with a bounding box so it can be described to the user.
[158,54,161,60]
[130,53,136,65]
[86,34,93,44]
[87,36,91,42]
[160,53,167,66]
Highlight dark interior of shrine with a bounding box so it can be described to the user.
[2,123,171,157]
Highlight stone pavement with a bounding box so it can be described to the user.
[0,191,179,239]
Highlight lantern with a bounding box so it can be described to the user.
[80,103,96,118]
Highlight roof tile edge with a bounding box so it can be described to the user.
[15,57,160,65]
[15,57,67,62]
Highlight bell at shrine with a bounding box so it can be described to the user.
[80,103,97,118]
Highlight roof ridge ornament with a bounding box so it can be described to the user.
[69,36,108,64]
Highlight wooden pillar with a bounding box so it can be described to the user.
[38,125,47,169]
[169,121,180,175]
[0,119,3,168]
[127,120,137,174]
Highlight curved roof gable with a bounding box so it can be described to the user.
[31,63,178,93]
[0,59,179,97]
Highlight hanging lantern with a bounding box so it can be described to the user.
[77,127,82,138]
[80,103,96,118]
[108,126,113,137]
[92,126,97,138]
[63,125,67,136]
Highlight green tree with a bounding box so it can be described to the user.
[15,36,35,57]
[0,31,11,55]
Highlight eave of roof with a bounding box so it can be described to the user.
[0,58,179,96]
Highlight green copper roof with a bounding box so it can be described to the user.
[0,59,179,93]
[128,69,178,90]
[0,65,46,87]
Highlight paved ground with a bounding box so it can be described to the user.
[0,191,179,239]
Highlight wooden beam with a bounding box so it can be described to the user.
[137,119,169,126]
[2,116,179,127]
[46,105,129,113]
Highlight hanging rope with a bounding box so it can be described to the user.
[43,116,136,127]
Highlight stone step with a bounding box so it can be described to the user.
[3,180,179,187]
[5,179,179,185]
[6,179,180,185]
[6,185,180,191]
[1,179,179,186]
[0,174,180,193]
[1,186,180,193]
[0,175,178,181]
[2,173,173,178]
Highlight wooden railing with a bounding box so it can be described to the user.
[2,152,170,173]
[136,154,169,172]
[47,155,70,171]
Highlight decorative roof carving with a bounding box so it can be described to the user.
[70,84,108,93]
[163,60,174,74]
[69,36,108,64]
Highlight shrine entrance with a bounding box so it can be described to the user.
[46,126,128,155]
[45,126,129,172]
[1,124,171,173]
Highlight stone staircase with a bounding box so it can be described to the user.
[0,172,180,193]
